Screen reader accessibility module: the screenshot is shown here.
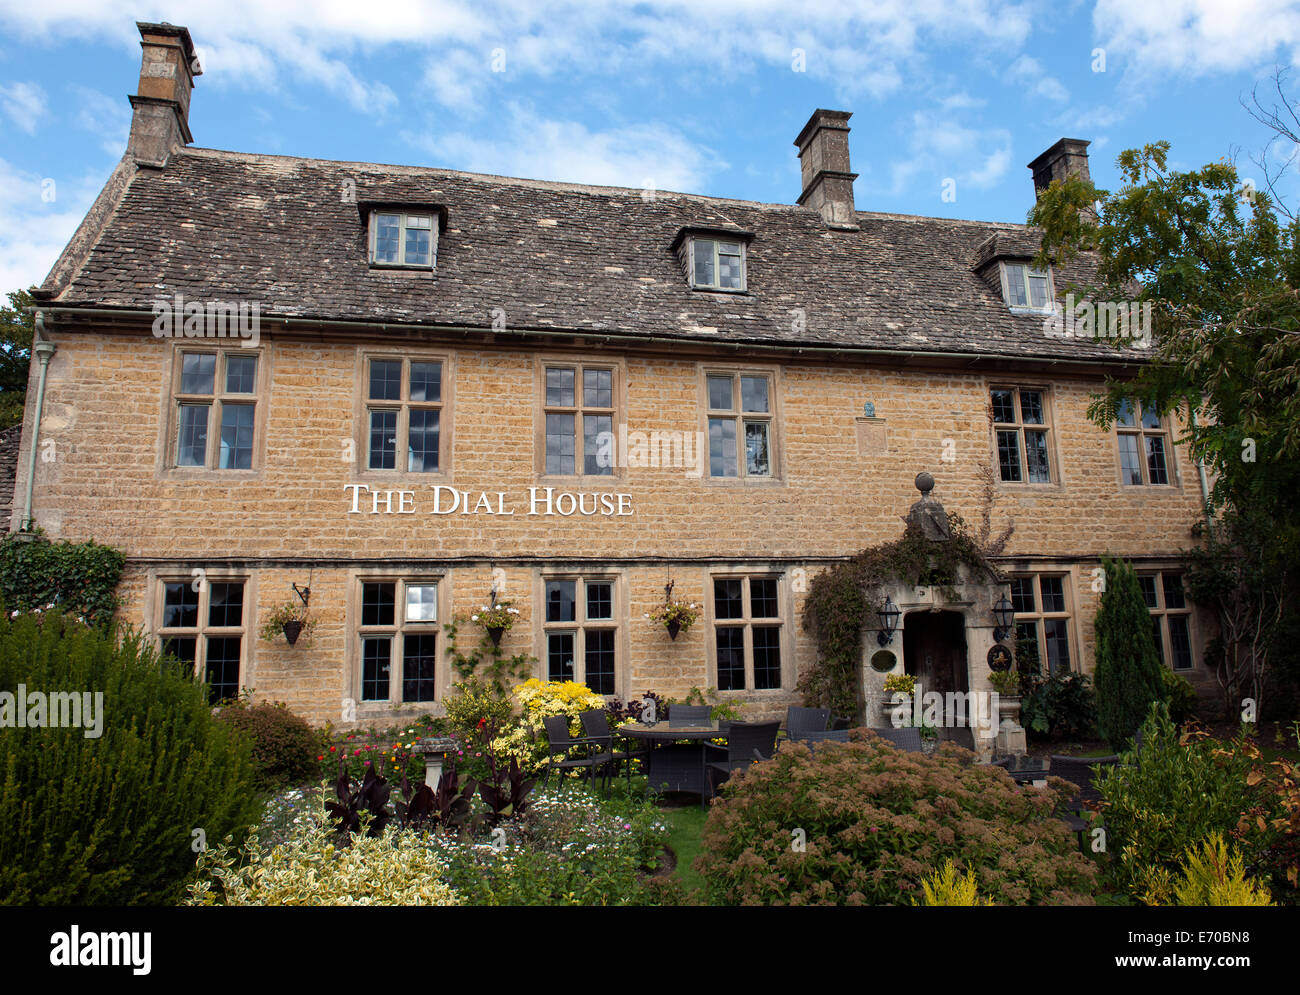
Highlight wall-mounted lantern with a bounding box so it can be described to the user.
[992,593,1015,643]
[877,596,901,646]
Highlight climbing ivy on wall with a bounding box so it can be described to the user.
[799,513,1001,717]
[0,532,125,629]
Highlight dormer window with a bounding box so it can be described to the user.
[692,238,745,291]
[368,211,437,268]
[672,226,753,292]
[1000,262,1053,312]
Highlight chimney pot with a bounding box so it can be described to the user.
[1027,138,1091,198]
[794,109,859,230]
[127,22,200,167]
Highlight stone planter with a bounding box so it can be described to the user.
[995,696,1027,756]
[997,695,1022,725]
[879,694,910,726]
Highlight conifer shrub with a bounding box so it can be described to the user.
[1141,833,1274,906]
[0,612,260,905]
[917,859,993,906]
[1094,554,1167,748]
[215,699,320,792]
[695,732,1097,905]
[1096,704,1263,901]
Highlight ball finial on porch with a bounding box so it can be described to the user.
[915,471,935,496]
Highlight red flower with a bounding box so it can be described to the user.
[476,717,487,729]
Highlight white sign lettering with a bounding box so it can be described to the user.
[344,484,632,517]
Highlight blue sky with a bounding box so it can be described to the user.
[2,1,1300,291]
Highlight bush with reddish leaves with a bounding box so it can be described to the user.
[695,731,1097,906]
[215,699,320,792]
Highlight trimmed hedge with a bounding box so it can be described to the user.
[0,612,260,905]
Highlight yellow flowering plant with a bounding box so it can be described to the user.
[497,678,608,775]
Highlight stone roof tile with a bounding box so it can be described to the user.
[45,147,1136,362]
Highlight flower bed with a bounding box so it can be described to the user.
[242,779,673,906]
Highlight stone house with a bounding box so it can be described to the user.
[10,22,1212,732]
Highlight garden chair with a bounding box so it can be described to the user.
[704,721,780,798]
[947,727,976,752]
[874,726,923,752]
[541,715,615,791]
[579,709,647,790]
[785,706,831,738]
[792,728,849,754]
[831,715,852,730]
[1046,754,1120,845]
[667,704,712,726]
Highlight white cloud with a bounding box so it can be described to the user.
[67,85,131,158]
[0,0,1037,113]
[405,104,726,192]
[0,81,47,134]
[0,158,105,292]
[1094,0,1300,78]
[1007,54,1069,103]
[967,145,1013,188]
[939,91,987,111]
[423,49,495,113]
[871,110,1014,200]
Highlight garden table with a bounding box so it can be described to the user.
[618,721,727,806]
[1004,756,1050,786]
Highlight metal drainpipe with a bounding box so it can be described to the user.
[1188,405,1214,538]
[19,309,56,533]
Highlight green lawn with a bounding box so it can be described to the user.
[659,802,709,898]
[599,776,711,899]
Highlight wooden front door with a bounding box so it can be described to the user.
[903,610,968,698]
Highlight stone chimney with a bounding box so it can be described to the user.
[794,109,859,231]
[1027,138,1091,197]
[127,22,201,167]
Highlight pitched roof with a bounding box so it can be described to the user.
[41,146,1138,363]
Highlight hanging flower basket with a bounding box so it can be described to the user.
[472,601,519,647]
[258,601,315,648]
[646,600,699,639]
